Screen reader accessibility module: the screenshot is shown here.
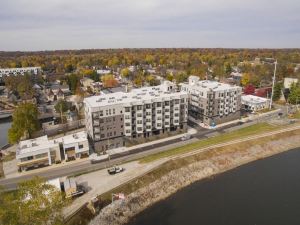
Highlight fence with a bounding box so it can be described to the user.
[33,119,85,138]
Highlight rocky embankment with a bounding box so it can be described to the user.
[89,132,300,225]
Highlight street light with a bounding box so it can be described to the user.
[262,59,277,110]
[269,60,277,110]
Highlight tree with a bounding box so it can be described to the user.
[101,74,118,88]
[54,99,69,123]
[288,82,300,104]
[146,75,159,86]
[272,82,283,101]
[241,73,251,86]
[8,103,39,144]
[0,177,65,225]
[67,74,80,93]
[244,84,255,95]
[121,68,130,79]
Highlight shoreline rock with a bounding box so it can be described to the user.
[89,134,300,225]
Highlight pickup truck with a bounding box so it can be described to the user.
[107,166,124,175]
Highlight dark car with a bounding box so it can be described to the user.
[107,166,124,175]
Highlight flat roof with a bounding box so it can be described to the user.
[17,136,59,158]
[56,131,87,145]
[182,80,241,92]
[242,95,269,104]
[84,83,187,108]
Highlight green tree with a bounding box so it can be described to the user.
[8,103,40,144]
[288,82,300,104]
[67,74,80,93]
[272,82,283,101]
[0,177,65,225]
[54,99,69,123]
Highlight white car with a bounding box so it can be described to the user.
[181,133,191,141]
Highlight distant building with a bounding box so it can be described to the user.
[80,77,94,91]
[241,95,269,112]
[84,81,188,152]
[284,78,299,89]
[96,69,111,75]
[180,76,242,126]
[0,67,41,78]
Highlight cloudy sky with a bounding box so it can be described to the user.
[0,0,299,51]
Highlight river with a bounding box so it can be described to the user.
[0,119,11,147]
[127,147,300,225]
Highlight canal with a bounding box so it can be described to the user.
[127,147,300,225]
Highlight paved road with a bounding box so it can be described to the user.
[0,111,283,190]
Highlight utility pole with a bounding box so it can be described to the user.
[269,60,277,110]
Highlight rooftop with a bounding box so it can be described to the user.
[241,95,269,104]
[84,82,186,108]
[182,79,240,92]
[16,136,59,158]
[56,131,87,145]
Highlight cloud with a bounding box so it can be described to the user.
[0,0,299,50]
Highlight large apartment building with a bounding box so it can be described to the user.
[180,76,242,126]
[84,81,189,152]
[0,67,41,78]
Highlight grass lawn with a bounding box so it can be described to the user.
[293,111,300,119]
[140,123,277,163]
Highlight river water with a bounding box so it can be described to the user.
[127,147,300,225]
[0,120,11,147]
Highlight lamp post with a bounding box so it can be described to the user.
[269,60,277,110]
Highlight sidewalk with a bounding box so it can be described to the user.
[189,109,282,130]
[107,127,198,156]
[3,128,197,178]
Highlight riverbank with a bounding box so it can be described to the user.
[89,128,300,225]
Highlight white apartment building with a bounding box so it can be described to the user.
[84,81,188,152]
[180,76,242,126]
[16,131,89,171]
[0,67,41,78]
[241,95,269,112]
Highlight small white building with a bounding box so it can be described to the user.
[241,95,269,112]
[57,131,89,161]
[16,131,89,171]
[16,136,61,171]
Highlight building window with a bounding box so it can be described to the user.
[79,144,84,149]
[157,102,162,107]
[137,105,142,110]
[125,107,130,112]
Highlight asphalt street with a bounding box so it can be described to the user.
[0,110,283,190]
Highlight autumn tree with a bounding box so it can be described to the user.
[101,74,118,88]
[0,177,65,225]
[121,68,131,79]
[244,84,255,95]
[8,103,40,144]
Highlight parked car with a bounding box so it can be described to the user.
[107,166,124,175]
[181,133,191,141]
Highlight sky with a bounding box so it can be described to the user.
[0,0,300,51]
